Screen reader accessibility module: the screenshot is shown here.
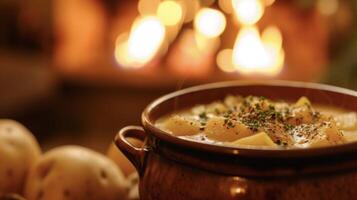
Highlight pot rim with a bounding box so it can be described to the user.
[142,80,357,158]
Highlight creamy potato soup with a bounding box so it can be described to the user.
[156,95,357,148]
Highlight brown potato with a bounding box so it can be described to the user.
[126,173,139,200]
[0,119,41,194]
[24,146,128,200]
[107,138,142,177]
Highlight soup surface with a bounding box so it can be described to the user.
[156,95,357,148]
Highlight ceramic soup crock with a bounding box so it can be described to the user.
[114,81,357,200]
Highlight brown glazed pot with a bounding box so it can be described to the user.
[114,81,357,200]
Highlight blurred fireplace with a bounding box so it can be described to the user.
[52,0,355,89]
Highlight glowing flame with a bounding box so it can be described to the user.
[115,16,165,68]
[232,0,264,25]
[194,8,227,38]
[127,17,165,61]
[157,1,183,26]
[233,26,267,70]
[221,0,285,76]
[217,49,235,72]
[262,25,284,71]
[232,26,284,75]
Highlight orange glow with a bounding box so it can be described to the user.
[114,16,165,68]
[167,29,213,77]
[194,8,227,38]
[317,0,338,16]
[194,31,221,52]
[181,0,200,23]
[219,0,233,14]
[232,26,284,75]
[264,0,276,6]
[232,26,269,73]
[221,0,285,76]
[232,0,264,25]
[138,0,160,16]
[157,1,183,26]
[217,49,235,72]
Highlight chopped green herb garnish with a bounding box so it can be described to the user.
[284,124,294,131]
[269,105,275,111]
[214,108,220,114]
[199,112,208,120]
[255,103,261,110]
[227,121,235,128]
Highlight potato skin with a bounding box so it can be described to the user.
[107,143,137,177]
[24,146,128,200]
[0,119,41,194]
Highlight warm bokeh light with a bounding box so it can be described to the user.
[127,17,165,62]
[114,16,165,68]
[218,0,233,14]
[182,0,200,23]
[138,0,160,16]
[232,26,269,72]
[194,31,221,52]
[114,41,131,67]
[120,0,284,74]
[264,0,276,6]
[114,32,133,68]
[232,26,284,75]
[262,26,285,74]
[224,0,284,76]
[317,0,338,16]
[216,49,236,72]
[232,0,264,25]
[157,1,183,26]
[167,29,213,77]
[262,25,282,51]
[194,8,227,38]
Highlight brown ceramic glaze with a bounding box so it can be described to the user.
[114,81,357,200]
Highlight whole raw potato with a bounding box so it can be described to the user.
[107,143,135,177]
[24,146,128,200]
[0,119,41,194]
[107,137,143,177]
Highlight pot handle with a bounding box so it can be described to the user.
[114,126,148,174]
